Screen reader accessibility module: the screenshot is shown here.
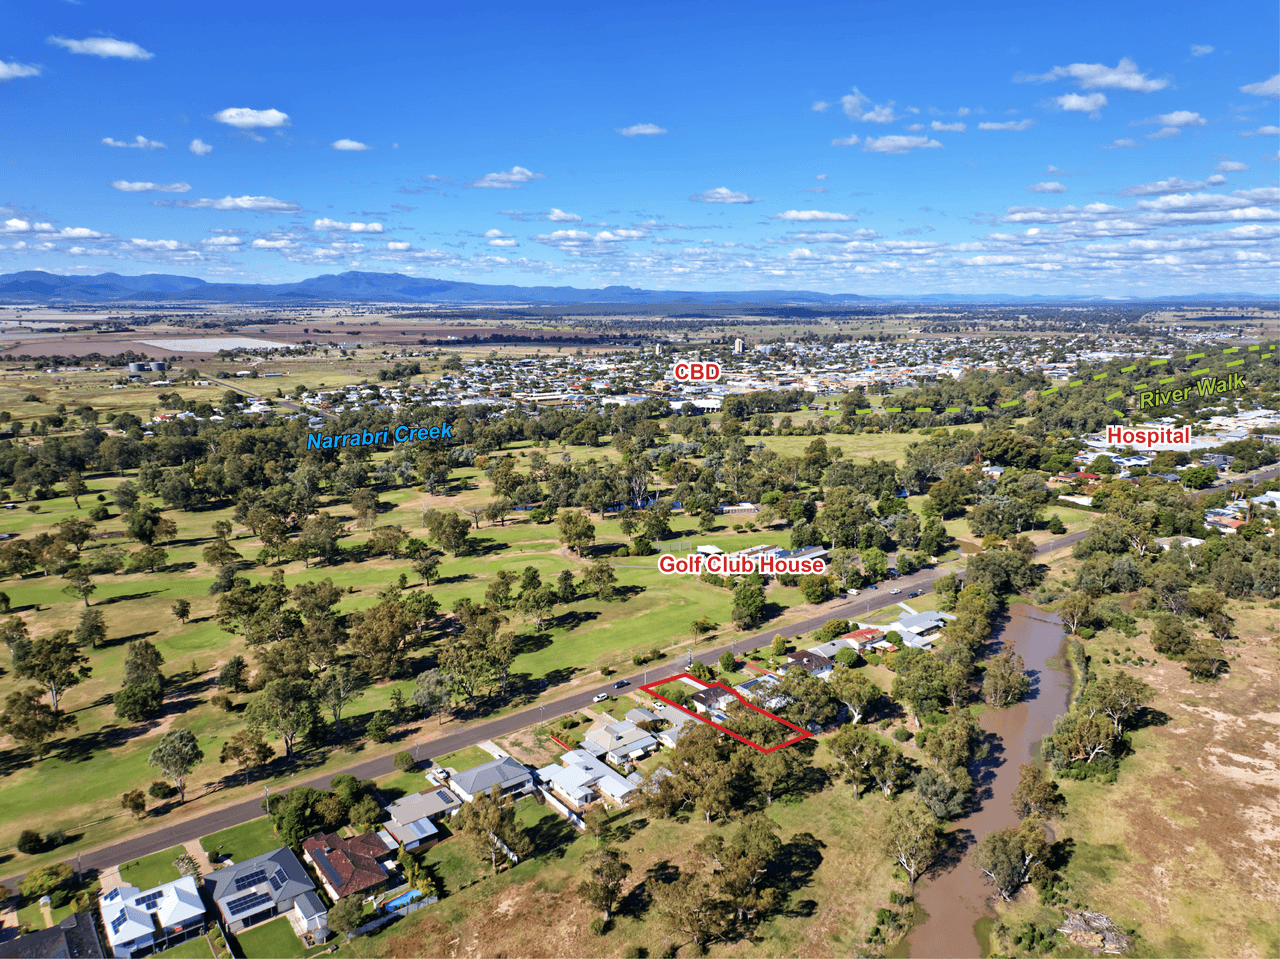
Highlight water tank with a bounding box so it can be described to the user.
[127,362,147,373]
[149,361,167,371]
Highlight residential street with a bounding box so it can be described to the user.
[0,529,1089,893]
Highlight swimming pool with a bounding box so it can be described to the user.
[384,889,423,910]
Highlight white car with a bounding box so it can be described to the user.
[889,588,902,594]
[848,588,860,596]
[592,693,610,703]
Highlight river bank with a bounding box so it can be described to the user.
[904,603,1071,959]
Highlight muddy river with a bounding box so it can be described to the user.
[904,603,1072,958]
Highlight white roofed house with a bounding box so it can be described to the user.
[99,877,206,959]
[536,750,641,809]
[583,719,658,766]
[383,787,463,850]
[447,756,534,803]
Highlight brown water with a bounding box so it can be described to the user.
[904,603,1071,958]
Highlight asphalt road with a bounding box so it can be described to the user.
[0,528,1089,891]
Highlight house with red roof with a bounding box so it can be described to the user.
[301,832,392,901]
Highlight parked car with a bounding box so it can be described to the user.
[889,588,902,594]
[868,583,879,590]
[613,679,630,688]
[908,590,922,598]
[848,588,860,596]
[592,693,610,703]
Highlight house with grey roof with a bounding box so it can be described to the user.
[584,720,658,765]
[384,787,462,850]
[448,756,533,803]
[536,750,640,808]
[651,703,696,748]
[208,847,320,935]
[100,877,205,958]
[0,912,103,959]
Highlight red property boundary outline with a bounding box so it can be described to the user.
[640,673,813,753]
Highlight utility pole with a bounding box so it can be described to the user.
[263,785,270,815]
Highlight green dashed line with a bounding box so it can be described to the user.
[1159,376,1175,385]
[1041,387,1058,395]
[1248,345,1260,351]
[1150,358,1168,366]
[1121,365,1136,373]
[945,407,962,412]
[857,408,872,414]
[885,407,902,413]
[1187,352,1205,360]
[1000,400,1019,408]
[1227,359,1244,367]
[1264,353,1273,359]
[1093,373,1108,380]
[1106,390,1124,400]
[915,407,932,412]
[1191,368,1211,377]
[1135,384,1149,391]
[1224,347,1238,354]
[974,405,989,411]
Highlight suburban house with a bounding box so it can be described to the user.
[810,637,855,661]
[840,628,885,653]
[383,787,462,850]
[0,913,103,959]
[878,610,957,647]
[99,877,205,958]
[302,832,392,901]
[625,707,658,725]
[690,685,736,716]
[448,756,534,802]
[583,719,658,765]
[536,750,641,808]
[209,847,320,934]
[783,649,836,680]
[1155,535,1207,551]
[650,703,696,748]
[734,674,789,712]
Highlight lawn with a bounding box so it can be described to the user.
[233,916,310,959]
[200,817,280,864]
[118,844,186,889]
[432,744,491,772]
[153,936,215,958]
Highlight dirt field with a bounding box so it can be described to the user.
[994,600,1280,959]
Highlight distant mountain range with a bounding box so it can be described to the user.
[0,270,1273,306]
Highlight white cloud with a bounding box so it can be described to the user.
[1120,177,1207,196]
[1241,125,1280,137]
[546,208,581,222]
[841,87,896,123]
[1018,58,1167,92]
[251,238,295,249]
[1240,74,1280,98]
[1147,126,1181,140]
[102,135,164,149]
[128,238,185,251]
[111,180,191,193]
[811,100,829,112]
[1136,110,1206,127]
[386,241,411,251]
[815,174,828,180]
[0,60,41,80]
[332,138,370,151]
[201,236,242,247]
[313,218,383,233]
[690,187,758,203]
[471,166,545,189]
[487,238,517,247]
[1102,138,1142,149]
[862,135,943,154]
[1057,93,1107,117]
[957,107,971,117]
[1206,174,1227,186]
[831,135,861,146]
[773,210,855,222]
[931,121,966,132]
[189,138,212,155]
[483,229,512,238]
[1191,45,1214,57]
[617,123,666,136]
[176,195,300,212]
[531,228,646,255]
[1029,182,1067,193]
[1215,161,1248,172]
[48,36,153,60]
[212,107,290,130]
[978,119,1034,131]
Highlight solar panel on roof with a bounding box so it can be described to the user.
[134,891,165,910]
[268,868,286,892]
[226,891,273,917]
[110,914,129,934]
[233,868,267,891]
[313,853,344,888]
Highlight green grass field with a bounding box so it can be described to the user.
[232,916,310,959]
[433,745,491,772]
[153,936,215,959]
[200,817,280,864]
[118,844,186,889]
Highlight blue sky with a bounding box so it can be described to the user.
[2,0,1277,295]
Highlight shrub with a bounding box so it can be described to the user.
[393,751,417,773]
[649,647,663,660]
[149,781,173,800]
[17,830,43,854]
[45,829,66,848]
[589,917,606,936]
[210,694,233,712]
[892,727,913,742]
[366,712,393,743]
[621,947,644,959]
[89,505,110,521]
[50,888,69,908]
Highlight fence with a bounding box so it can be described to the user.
[346,896,438,940]
[657,540,693,553]
[536,787,586,831]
